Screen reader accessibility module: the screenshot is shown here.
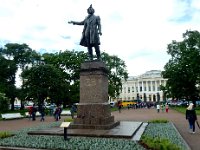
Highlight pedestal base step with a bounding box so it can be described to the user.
[69,121,120,130]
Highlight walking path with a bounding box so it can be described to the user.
[0,108,199,150]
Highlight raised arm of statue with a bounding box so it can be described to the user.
[68,20,85,25]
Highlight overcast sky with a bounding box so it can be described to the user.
[1,0,200,80]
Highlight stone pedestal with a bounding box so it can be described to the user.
[70,60,119,130]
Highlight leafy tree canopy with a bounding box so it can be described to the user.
[162,30,200,101]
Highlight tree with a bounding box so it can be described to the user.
[162,30,200,102]
[101,52,128,98]
[21,64,69,106]
[0,54,17,110]
[43,50,87,105]
[0,92,9,112]
[0,43,36,109]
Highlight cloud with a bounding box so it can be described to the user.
[0,0,200,81]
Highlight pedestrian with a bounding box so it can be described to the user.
[161,104,164,112]
[58,105,62,120]
[39,104,45,122]
[70,104,77,119]
[54,106,59,121]
[165,103,169,113]
[117,100,122,113]
[186,103,197,133]
[28,106,33,120]
[156,103,160,113]
[32,104,37,121]
[49,103,55,116]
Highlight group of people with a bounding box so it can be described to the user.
[156,103,169,113]
[28,104,63,121]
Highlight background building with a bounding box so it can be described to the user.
[116,70,167,102]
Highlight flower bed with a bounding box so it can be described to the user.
[0,122,189,150]
[141,122,189,150]
[0,122,144,150]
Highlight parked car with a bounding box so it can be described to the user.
[14,104,21,110]
[110,102,116,107]
[195,100,200,106]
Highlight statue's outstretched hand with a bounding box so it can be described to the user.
[68,21,74,24]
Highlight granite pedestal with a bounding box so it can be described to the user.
[69,60,119,129]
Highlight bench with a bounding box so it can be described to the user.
[61,110,71,116]
[1,113,23,120]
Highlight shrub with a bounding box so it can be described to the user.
[64,118,73,122]
[140,135,180,150]
[148,119,168,123]
[0,131,13,139]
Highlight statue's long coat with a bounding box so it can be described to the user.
[74,14,101,47]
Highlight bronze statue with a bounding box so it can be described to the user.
[68,4,102,60]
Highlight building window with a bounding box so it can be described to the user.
[124,87,126,93]
[157,86,160,91]
[136,87,138,92]
[149,95,151,101]
[132,86,134,92]
[140,86,142,92]
[144,86,146,91]
[132,97,135,100]
[128,87,130,93]
[149,86,151,91]
[153,86,155,91]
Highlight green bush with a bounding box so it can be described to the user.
[140,135,180,150]
[148,119,169,123]
[64,118,73,122]
[0,131,13,139]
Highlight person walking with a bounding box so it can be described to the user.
[161,104,164,112]
[28,106,33,120]
[165,103,169,113]
[156,103,160,113]
[32,104,37,121]
[117,100,122,113]
[70,104,77,119]
[186,103,197,133]
[54,106,59,121]
[39,104,45,122]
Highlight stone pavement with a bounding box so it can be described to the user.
[0,108,199,150]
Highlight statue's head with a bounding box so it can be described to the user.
[87,4,95,14]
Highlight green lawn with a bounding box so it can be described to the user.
[172,106,200,115]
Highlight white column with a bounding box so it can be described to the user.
[137,81,140,93]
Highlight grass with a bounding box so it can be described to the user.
[172,106,200,115]
[0,131,13,139]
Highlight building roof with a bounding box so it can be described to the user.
[139,70,162,79]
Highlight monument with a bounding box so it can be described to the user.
[68,5,119,129]
[28,5,143,139]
